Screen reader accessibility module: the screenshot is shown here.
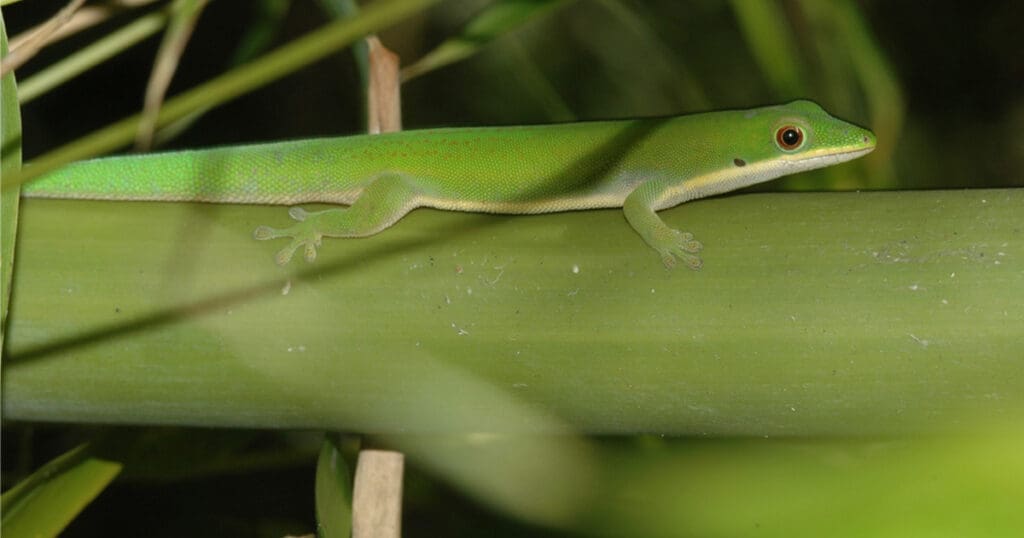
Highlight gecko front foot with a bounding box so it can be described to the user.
[655,230,704,270]
[253,207,323,265]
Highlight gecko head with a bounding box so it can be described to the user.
[734,100,876,175]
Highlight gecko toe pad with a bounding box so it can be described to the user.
[656,230,704,270]
[255,216,323,265]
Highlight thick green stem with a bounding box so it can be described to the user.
[3,189,1022,435]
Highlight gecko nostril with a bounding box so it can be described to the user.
[733,158,746,167]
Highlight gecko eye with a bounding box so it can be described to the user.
[775,126,804,151]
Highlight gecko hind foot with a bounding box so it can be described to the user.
[253,211,323,265]
[266,234,322,265]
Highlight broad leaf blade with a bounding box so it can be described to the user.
[315,435,356,538]
[1,444,122,537]
[1,7,22,350]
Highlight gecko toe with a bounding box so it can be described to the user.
[288,207,310,221]
[662,251,703,270]
[275,244,299,265]
[253,225,279,240]
[304,242,318,262]
[659,238,703,270]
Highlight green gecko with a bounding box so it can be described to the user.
[23,100,875,268]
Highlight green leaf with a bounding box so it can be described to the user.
[17,11,169,104]
[1,444,122,537]
[584,433,1024,537]
[402,0,572,81]
[1,6,22,350]
[729,0,806,98]
[315,435,357,538]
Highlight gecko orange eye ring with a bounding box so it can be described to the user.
[775,125,804,151]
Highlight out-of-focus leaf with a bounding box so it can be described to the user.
[799,0,903,187]
[155,0,291,145]
[1,0,442,191]
[136,0,210,150]
[728,0,805,98]
[579,432,1024,537]
[18,11,168,104]
[0,444,122,537]
[231,0,291,66]
[402,0,573,81]
[1,6,23,350]
[316,435,357,538]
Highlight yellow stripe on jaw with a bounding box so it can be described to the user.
[655,145,874,211]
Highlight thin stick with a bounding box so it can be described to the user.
[1,0,89,76]
[365,36,402,134]
[352,36,405,538]
[352,450,404,538]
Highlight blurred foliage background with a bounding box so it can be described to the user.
[2,0,1022,536]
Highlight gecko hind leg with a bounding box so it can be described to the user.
[254,174,421,265]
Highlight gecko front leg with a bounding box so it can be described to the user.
[623,177,704,269]
[254,174,422,265]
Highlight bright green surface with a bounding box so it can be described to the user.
[4,189,1021,435]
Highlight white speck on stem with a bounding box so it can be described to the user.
[572,264,580,274]
[908,334,930,347]
[484,266,505,285]
[281,280,292,295]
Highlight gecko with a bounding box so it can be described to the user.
[22,100,875,268]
